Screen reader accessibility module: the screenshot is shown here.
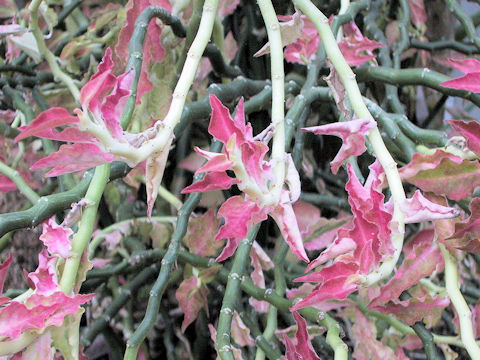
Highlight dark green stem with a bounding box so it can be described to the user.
[123,141,222,359]
[216,225,259,360]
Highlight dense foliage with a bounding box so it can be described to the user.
[2,0,480,359]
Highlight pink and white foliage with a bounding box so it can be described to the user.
[303,118,376,174]
[39,217,73,258]
[27,250,59,296]
[292,163,392,310]
[283,312,322,360]
[0,229,93,353]
[16,49,134,176]
[182,95,308,263]
[394,190,459,224]
[293,159,457,310]
[441,58,480,93]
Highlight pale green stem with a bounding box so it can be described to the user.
[255,301,277,360]
[257,0,285,206]
[88,216,177,256]
[292,0,406,286]
[130,0,219,163]
[439,242,480,360]
[336,0,350,39]
[59,164,110,294]
[29,0,80,102]
[157,185,183,210]
[0,161,39,204]
[0,332,37,356]
[212,17,225,55]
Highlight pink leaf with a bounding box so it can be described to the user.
[280,14,320,64]
[101,70,134,139]
[0,175,16,192]
[409,0,427,27]
[215,196,270,262]
[338,22,385,67]
[307,237,356,270]
[32,127,97,143]
[27,250,59,296]
[441,58,480,92]
[193,147,233,174]
[31,143,114,176]
[291,258,360,310]
[114,0,170,104]
[447,119,480,157]
[284,312,322,360]
[185,209,223,257]
[0,254,12,294]
[399,149,480,200]
[15,108,78,142]
[80,48,116,113]
[231,311,255,346]
[182,171,240,193]
[448,197,480,244]
[270,192,309,262]
[370,229,443,307]
[176,276,208,333]
[352,309,397,360]
[39,217,72,257]
[371,293,449,327]
[249,241,273,313]
[0,292,93,340]
[303,118,376,174]
[399,190,460,223]
[0,24,26,35]
[208,95,252,146]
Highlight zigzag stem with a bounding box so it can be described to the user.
[292,0,407,286]
[123,140,222,360]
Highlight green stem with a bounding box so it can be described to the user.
[445,0,480,51]
[123,141,222,360]
[216,226,259,360]
[59,164,111,294]
[28,0,80,101]
[0,161,39,204]
[120,5,187,128]
[355,66,480,108]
